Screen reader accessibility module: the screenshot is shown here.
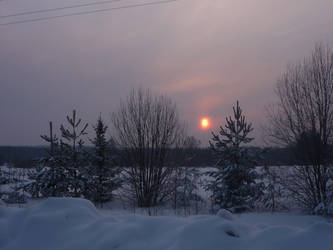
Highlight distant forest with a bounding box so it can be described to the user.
[0,146,294,168]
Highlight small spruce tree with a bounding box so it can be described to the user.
[87,116,121,206]
[261,165,284,212]
[60,110,89,197]
[205,101,263,213]
[26,121,69,198]
[26,111,89,198]
[173,167,203,215]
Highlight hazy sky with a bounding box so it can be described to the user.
[1,0,333,146]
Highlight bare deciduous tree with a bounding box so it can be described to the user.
[112,88,186,208]
[266,44,333,212]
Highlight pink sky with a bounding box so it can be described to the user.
[1,0,333,146]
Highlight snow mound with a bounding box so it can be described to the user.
[216,209,235,220]
[0,199,5,206]
[1,198,333,250]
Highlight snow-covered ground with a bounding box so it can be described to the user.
[1,198,332,250]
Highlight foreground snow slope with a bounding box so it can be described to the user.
[1,198,333,250]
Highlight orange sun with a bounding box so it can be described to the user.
[200,118,210,129]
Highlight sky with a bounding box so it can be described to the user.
[1,0,333,146]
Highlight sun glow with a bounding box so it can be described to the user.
[200,118,210,129]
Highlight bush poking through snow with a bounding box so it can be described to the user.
[225,230,239,237]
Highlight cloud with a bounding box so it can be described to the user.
[154,75,219,93]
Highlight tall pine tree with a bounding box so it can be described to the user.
[87,116,120,206]
[205,101,263,213]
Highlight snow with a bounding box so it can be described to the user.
[0,198,332,250]
[216,209,234,220]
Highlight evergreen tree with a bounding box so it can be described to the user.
[87,116,121,206]
[25,122,69,198]
[261,165,284,212]
[60,110,89,197]
[172,167,203,215]
[25,111,89,198]
[205,101,263,212]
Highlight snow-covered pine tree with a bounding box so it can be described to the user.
[25,122,69,198]
[205,101,263,213]
[86,116,121,206]
[26,111,89,198]
[261,165,283,212]
[174,167,203,215]
[170,136,204,215]
[60,110,89,197]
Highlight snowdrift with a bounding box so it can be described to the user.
[0,198,333,250]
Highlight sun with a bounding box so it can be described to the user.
[200,118,210,129]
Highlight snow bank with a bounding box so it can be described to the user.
[216,209,234,220]
[0,198,332,250]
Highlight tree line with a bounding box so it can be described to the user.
[1,44,333,215]
[0,145,296,168]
